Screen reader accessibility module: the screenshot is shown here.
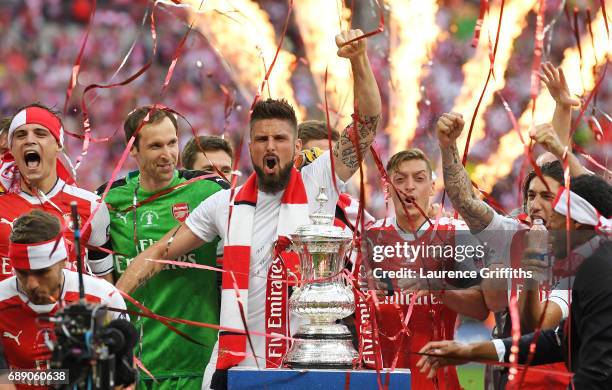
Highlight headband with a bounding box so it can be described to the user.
[553,186,612,235]
[9,236,68,270]
[8,107,64,147]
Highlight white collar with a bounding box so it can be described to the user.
[17,177,64,205]
[389,216,430,241]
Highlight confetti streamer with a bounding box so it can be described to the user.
[472,0,490,48]
[62,0,97,115]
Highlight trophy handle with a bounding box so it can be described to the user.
[287,270,301,288]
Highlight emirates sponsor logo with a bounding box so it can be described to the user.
[266,258,286,362]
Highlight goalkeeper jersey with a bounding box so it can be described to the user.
[99,170,227,384]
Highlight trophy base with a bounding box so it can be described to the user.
[228,367,412,389]
[287,362,354,370]
[284,324,358,369]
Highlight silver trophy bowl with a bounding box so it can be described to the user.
[283,188,358,369]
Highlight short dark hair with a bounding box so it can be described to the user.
[123,106,178,149]
[10,210,61,244]
[250,98,297,136]
[15,102,61,117]
[569,174,612,218]
[298,120,340,144]
[181,135,234,170]
[522,160,564,207]
[386,148,434,178]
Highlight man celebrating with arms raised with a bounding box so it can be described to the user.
[116,29,381,389]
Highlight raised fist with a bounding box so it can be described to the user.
[335,29,367,59]
[530,123,565,157]
[436,112,465,147]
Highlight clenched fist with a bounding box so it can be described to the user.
[530,123,565,157]
[436,112,465,147]
[336,29,367,59]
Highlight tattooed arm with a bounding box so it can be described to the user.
[332,29,382,182]
[116,224,203,294]
[437,112,494,233]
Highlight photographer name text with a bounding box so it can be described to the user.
[372,267,532,280]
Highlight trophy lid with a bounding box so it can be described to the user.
[292,187,353,241]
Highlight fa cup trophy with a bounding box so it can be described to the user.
[283,188,358,368]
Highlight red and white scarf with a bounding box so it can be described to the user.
[217,168,309,369]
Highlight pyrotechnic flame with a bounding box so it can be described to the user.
[453,0,535,153]
[293,0,352,124]
[473,10,610,192]
[184,0,301,119]
[386,0,440,154]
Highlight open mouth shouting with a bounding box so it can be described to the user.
[402,195,416,207]
[23,150,41,171]
[263,154,279,175]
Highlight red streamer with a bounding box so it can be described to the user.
[250,0,294,110]
[461,0,506,165]
[340,0,385,46]
[472,0,490,48]
[62,0,97,115]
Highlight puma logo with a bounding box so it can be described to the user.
[3,330,22,346]
[116,212,129,224]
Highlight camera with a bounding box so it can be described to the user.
[48,301,138,389]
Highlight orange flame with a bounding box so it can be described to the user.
[185,0,301,120]
[386,0,440,154]
[472,10,610,192]
[453,0,535,154]
[293,0,352,124]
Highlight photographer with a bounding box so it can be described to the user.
[0,210,128,389]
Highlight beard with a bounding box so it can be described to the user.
[20,267,64,305]
[253,160,293,193]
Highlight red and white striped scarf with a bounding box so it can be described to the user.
[217,167,309,369]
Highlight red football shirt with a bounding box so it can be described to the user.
[357,217,476,390]
[0,178,113,280]
[0,270,126,389]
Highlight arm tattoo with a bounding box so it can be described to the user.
[333,114,380,169]
[441,144,493,232]
[131,228,179,292]
[134,268,158,291]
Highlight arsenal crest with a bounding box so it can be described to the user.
[172,203,189,222]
